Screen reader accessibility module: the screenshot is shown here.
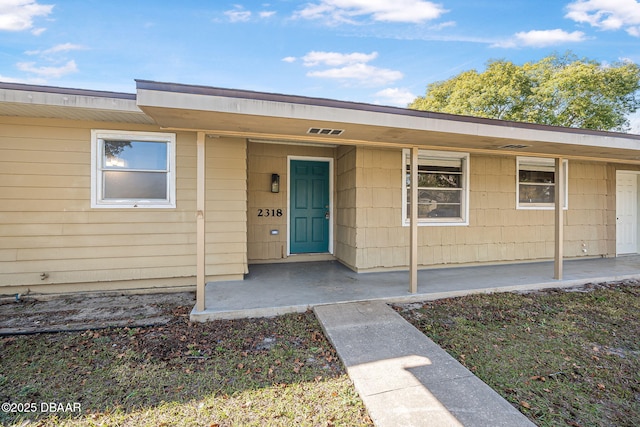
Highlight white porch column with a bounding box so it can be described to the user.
[409,146,419,293]
[554,157,564,280]
[196,132,206,311]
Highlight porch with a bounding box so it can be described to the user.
[190,255,640,321]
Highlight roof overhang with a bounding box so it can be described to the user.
[136,80,640,163]
[0,82,155,125]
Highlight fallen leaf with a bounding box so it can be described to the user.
[597,383,605,390]
[520,401,531,409]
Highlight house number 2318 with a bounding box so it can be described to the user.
[258,209,283,217]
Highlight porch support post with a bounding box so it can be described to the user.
[409,146,419,293]
[196,131,206,312]
[554,157,564,280]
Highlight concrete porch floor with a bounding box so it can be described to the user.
[190,256,640,321]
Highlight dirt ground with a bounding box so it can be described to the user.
[0,292,196,335]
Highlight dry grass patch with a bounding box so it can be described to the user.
[396,281,640,427]
[1,308,372,427]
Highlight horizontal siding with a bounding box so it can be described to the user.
[10,244,195,261]
[6,233,195,249]
[0,117,204,292]
[3,255,196,274]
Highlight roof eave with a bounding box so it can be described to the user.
[0,81,154,125]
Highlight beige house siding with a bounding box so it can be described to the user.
[205,137,248,279]
[246,141,336,262]
[335,146,357,269]
[350,147,616,271]
[1,114,636,295]
[354,147,405,270]
[0,117,248,295]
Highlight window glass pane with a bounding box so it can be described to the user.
[519,169,554,184]
[426,204,461,218]
[407,189,462,218]
[103,171,167,199]
[418,172,461,188]
[417,189,462,204]
[103,141,167,170]
[519,184,555,204]
[407,165,462,188]
[406,203,461,218]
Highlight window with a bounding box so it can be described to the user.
[91,130,176,208]
[517,157,568,209]
[402,149,469,226]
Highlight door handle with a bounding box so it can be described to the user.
[325,211,330,219]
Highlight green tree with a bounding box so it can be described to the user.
[409,53,640,132]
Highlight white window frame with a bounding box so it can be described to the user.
[91,130,176,208]
[402,149,470,226]
[517,157,568,210]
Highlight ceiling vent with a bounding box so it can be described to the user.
[497,144,530,150]
[307,127,344,136]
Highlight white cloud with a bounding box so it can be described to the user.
[16,60,78,78]
[566,0,640,36]
[307,63,403,86]
[302,51,378,67]
[294,0,447,24]
[430,20,456,30]
[26,43,86,56]
[224,6,251,22]
[224,5,277,22]
[0,0,53,31]
[0,73,45,84]
[493,29,587,48]
[292,50,403,86]
[374,88,416,106]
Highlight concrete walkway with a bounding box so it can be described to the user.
[191,256,640,321]
[314,301,536,427]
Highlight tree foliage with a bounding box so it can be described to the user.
[409,53,640,132]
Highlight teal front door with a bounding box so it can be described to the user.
[290,160,330,254]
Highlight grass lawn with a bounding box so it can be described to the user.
[396,281,640,427]
[0,307,372,427]
[2,281,638,426]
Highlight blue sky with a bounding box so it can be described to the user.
[1,0,640,130]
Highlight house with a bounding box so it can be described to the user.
[2,80,640,312]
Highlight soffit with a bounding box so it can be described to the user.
[137,81,640,163]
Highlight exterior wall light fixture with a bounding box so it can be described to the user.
[271,174,280,193]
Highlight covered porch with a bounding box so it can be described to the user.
[190,256,640,321]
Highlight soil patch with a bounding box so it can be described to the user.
[0,292,195,335]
